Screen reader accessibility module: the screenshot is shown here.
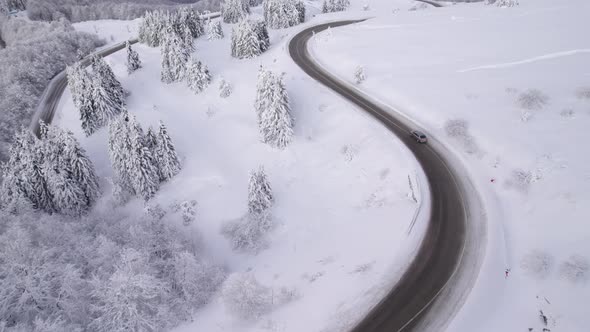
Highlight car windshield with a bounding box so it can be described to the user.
[420,135,426,138]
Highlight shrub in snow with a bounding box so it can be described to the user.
[231,19,270,59]
[495,0,519,7]
[126,41,142,74]
[516,88,549,110]
[559,255,589,283]
[444,119,479,155]
[171,200,198,225]
[263,0,305,29]
[219,78,233,98]
[354,65,366,84]
[321,0,349,13]
[186,58,212,94]
[506,168,533,193]
[520,250,553,279]
[221,273,273,319]
[206,19,224,40]
[575,86,590,100]
[221,0,250,24]
[255,67,294,149]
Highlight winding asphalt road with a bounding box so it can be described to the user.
[289,21,467,331]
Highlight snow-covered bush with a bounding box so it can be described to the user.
[516,88,549,110]
[263,0,305,29]
[221,273,273,319]
[171,200,198,225]
[221,0,250,24]
[444,119,479,154]
[506,168,533,193]
[219,78,233,98]
[575,86,590,100]
[408,2,429,11]
[231,19,270,59]
[354,65,366,84]
[559,255,589,283]
[520,250,553,278]
[255,67,294,149]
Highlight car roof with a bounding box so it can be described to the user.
[413,130,425,136]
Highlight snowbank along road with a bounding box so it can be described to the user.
[289,21,471,331]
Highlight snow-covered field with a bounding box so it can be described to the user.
[312,0,590,331]
[64,5,430,332]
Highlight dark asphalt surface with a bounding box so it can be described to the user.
[289,21,466,331]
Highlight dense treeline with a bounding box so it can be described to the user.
[24,0,222,22]
[0,17,103,162]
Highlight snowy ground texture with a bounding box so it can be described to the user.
[66,4,429,332]
[312,0,590,331]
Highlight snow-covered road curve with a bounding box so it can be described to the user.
[289,20,485,331]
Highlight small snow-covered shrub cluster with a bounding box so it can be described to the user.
[354,65,366,84]
[0,17,103,161]
[0,207,225,331]
[520,250,554,279]
[223,167,274,252]
[559,255,589,283]
[263,0,305,29]
[495,0,519,7]
[516,88,549,110]
[206,19,224,40]
[221,273,273,319]
[219,78,233,97]
[444,119,480,155]
[575,86,590,100]
[231,19,270,59]
[408,2,429,11]
[505,168,533,193]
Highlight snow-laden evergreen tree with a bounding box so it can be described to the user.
[126,41,142,74]
[222,0,250,24]
[145,127,158,151]
[139,10,167,47]
[129,115,160,201]
[255,68,294,148]
[231,19,269,59]
[247,166,273,214]
[161,24,191,84]
[495,0,519,7]
[354,65,366,84]
[206,19,224,40]
[186,58,212,94]
[109,111,135,202]
[263,0,304,29]
[154,121,181,182]
[41,123,100,215]
[180,6,204,39]
[219,78,232,98]
[322,0,349,13]
[67,62,100,137]
[91,56,125,126]
[0,128,52,213]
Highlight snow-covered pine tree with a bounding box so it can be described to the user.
[222,0,250,24]
[91,56,125,126]
[154,121,181,182]
[206,20,224,40]
[263,0,303,29]
[181,6,204,38]
[128,115,160,201]
[0,128,52,213]
[161,24,191,84]
[231,19,269,59]
[247,166,273,214]
[254,66,273,123]
[126,41,142,74]
[495,0,519,7]
[295,1,305,23]
[219,78,232,98]
[322,0,349,13]
[186,58,212,94]
[145,127,158,151]
[67,62,100,136]
[255,69,294,148]
[109,111,135,200]
[139,10,167,47]
[41,123,100,216]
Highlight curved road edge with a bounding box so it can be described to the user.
[289,21,486,331]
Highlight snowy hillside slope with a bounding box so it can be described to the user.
[312,0,590,331]
[61,4,431,332]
